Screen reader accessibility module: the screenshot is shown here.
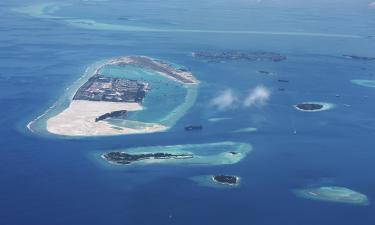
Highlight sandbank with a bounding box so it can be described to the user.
[47,100,167,136]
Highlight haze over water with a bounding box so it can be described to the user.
[1,0,375,224]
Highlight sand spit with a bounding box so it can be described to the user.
[47,100,166,136]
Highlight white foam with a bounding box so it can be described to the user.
[14,3,363,39]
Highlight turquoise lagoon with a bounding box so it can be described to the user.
[14,2,364,39]
[28,58,198,136]
[100,63,197,127]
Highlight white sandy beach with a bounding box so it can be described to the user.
[47,100,167,136]
[29,56,199,137]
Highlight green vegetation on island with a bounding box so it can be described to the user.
[101,142,252,166]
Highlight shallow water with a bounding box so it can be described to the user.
[101,63,192,125]
[1,0,375,225]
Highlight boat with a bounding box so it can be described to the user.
[184,125,203,131]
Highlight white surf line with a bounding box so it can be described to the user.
[67,19,362,39]
[12,2,72,19]
[26,63,98,134]
[14,3,363,39]
[171,29,362,39]
[27,100,61,133]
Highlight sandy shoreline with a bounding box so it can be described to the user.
[47,100,167,136]
[29,56,198,137]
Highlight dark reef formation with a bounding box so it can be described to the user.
[102,152,193,165]
[193,51,287,62]
[213,175,239,185]
[296,103,323,111]
[95,110,128,122]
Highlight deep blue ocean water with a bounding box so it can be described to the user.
[1,0,375,224]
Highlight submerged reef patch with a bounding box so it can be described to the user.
[208,117,232,122]
[351,80,375,88]
[13,2,364,39]
[192,51,287,62]
[294,186,370,205]
[233,127,258,133]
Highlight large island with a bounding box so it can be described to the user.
[30,56,199,136]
